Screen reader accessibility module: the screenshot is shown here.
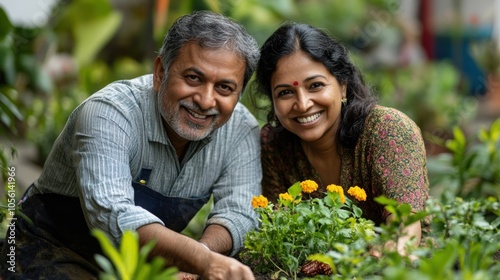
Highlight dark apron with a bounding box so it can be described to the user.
[132,168,210,232]
[0,168,210,279]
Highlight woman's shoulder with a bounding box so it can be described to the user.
[358,106,423,147]
[365,105,420,131]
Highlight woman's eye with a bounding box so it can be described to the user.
[310,82,324,90]
[277,89,293,97]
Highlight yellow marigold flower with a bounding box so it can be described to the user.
[252,195,268,208]
[326,184,342,193]
[300,180,318,194]
[279,192,294,202]
[347,186,367,201]
[326,184,346,203]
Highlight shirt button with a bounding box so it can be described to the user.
[139,179,147,185]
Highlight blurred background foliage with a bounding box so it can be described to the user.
[0,0,498,234]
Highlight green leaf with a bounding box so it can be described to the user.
[0,7,13,39]
[134,263,152,280]
[288,181,302,198]
[94,254,116,276]
[374,196,398,207]
[152,267,178,280]
[420,241,458,277]
[405,211,429,225]
[136,238,157,274]
[0,93,23,121]
[317,218,332,225]
[120,230,138,277]
[92,229,129,280]
[396,203,412,216]
[453,126,466,148]
[73,12,122,66]
[148,257,166,278]
[353,205,363,218]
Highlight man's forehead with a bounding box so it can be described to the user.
[172,42,246,81]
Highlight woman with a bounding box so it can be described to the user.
[254,22,429,254]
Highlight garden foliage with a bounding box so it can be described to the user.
[242,175,500,279]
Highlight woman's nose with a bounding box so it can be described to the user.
[293,91,313,112]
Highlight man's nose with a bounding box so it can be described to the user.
[193,85,216,110]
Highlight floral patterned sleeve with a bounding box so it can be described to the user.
[360,107,429,220]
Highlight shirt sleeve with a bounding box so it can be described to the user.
[72,97,163,244]
[363,108,429,220]
[205,111,262,256]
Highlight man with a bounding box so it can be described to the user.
[0,10,261,280]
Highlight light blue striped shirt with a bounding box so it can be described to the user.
[28,74,262,255]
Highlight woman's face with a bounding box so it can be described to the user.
[270,51,346,143]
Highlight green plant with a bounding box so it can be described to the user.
[241,181,376,279]
[365,61,477,144]
[427,118,500,199]
[304,194,500,280]
[92,229,178,280]
[0,6,23,233]
[241,177,500,279]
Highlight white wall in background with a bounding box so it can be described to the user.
[0,0,58,27]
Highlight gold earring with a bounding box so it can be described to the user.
[270,115,279,127]
[341,98,347,105]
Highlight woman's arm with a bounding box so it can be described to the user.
[385,213,421,259]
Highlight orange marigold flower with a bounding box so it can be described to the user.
[251,195,268,208]
[300,180,318,194]
[326,184,346,203]
[347,186,367,201]
[279,192,294,202]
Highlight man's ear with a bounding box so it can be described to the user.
[153,56,164,92]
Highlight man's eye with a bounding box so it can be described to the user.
[217,84,235,95]
[186,75,199,81]
[220,84,231,91]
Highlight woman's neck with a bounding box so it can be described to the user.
[301,136,341,186]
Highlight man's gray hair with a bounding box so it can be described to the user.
[158,10,260,91]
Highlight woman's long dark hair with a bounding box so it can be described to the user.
[254,22,377,149]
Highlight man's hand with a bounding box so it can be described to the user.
[202,251,254,280]
[137,223,254,280]
[177,252,254,280]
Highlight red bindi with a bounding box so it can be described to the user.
[293,81,299,86]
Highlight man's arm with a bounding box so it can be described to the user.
[206,105,262,256]
[137,223,254,279]
[199,224,233,255]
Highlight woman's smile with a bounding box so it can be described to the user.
[295,112,322,125]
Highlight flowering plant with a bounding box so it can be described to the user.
[241,180,375,279]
